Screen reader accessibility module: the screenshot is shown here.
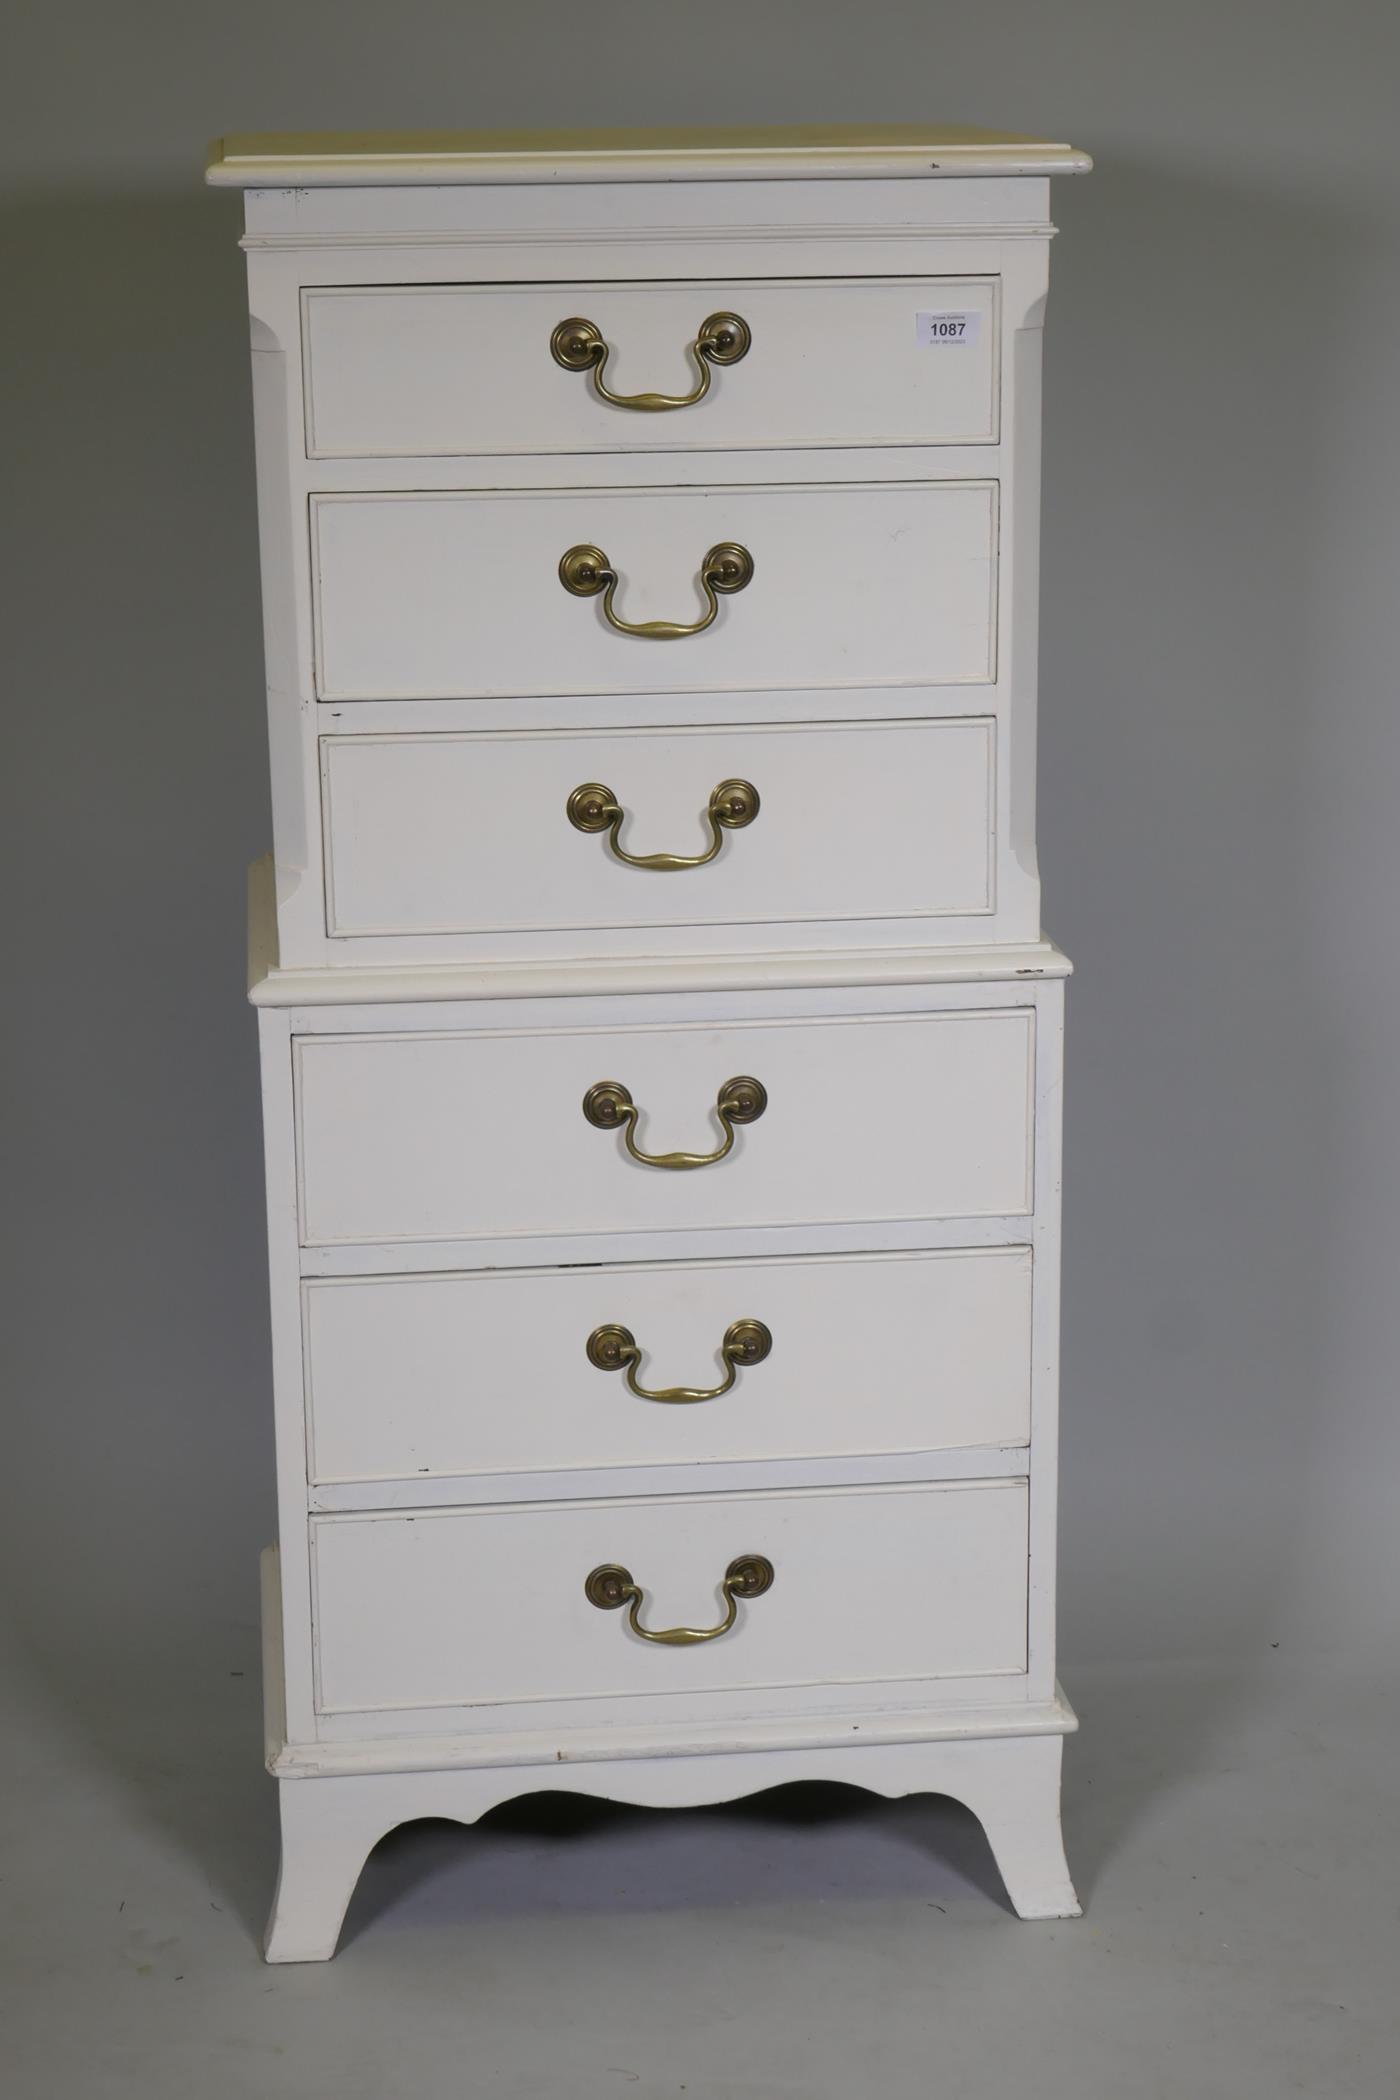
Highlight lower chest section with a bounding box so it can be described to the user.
[267,976,1064,1752]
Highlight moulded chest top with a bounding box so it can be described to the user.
[205,125,1091,189]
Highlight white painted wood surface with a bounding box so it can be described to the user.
[224,130,1087,1957]
[310,481,997,702]
[309,1479,1028,1716]
[262,1550,1078,1961]
[302,1246,1033,1484]
[236,182,1061,254]
[207,123,1092,190]
[259,972,1068,1740]
[309,1445,1032,1517]
[247,851,1071,1007]
[263,1725,1078,1961]
[319,718,994,940]
[292,1007,1035,1247]
[301,277,999,457]
[240,197,1053,971]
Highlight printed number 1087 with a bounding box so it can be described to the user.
[915,311,979,346]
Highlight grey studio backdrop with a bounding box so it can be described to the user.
[4,1,1398,1773]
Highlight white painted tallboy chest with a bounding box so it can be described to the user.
[207,124,1091,1961]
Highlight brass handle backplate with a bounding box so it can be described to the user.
[582,1075,767,1170]
[586,1318,772,1404]
[584,1555,775,1645]
[559,541,753,639]
[566,778,759,869]
[550,311,751,411]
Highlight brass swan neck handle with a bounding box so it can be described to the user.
[558,542,753,639]
[550,311,751,412]
[584,1556,775,1645]
[585,1318,773,1404]
[566,778,759,870]
[581,1076,767,1170]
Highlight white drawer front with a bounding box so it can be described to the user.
[301,278,999,459]
[310,482,997,701]
[311,1478,1028,1714]
[320,718,994,940]
[293,1008,1035,1248]
[304,1247,1033,1484]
